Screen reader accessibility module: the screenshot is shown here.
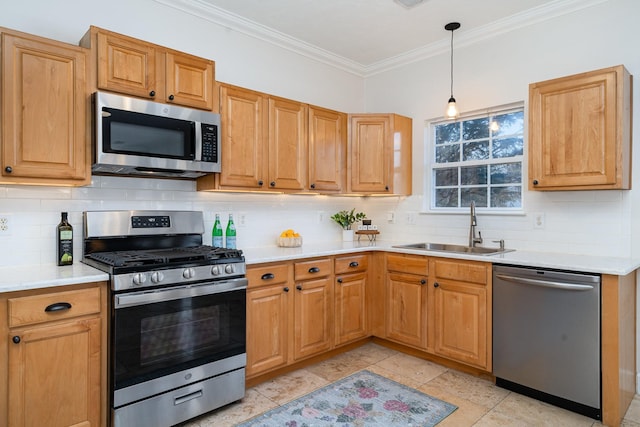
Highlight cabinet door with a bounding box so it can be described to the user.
[431,280,487,369]
[349,115,390,193]
[386,272,427,349]
[165,51,214,110]
[294,277,332,360]
[528,65,631,190]
[335,272,367,346]
[218,84,268,189]
[1,33,88,184]
[246,284,291,377]
[8,317,101,427]
[268,97,308,191]
[308,106,346,192]
[96,31,159,99]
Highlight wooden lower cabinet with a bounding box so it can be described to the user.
[334,254,369,346]
[0,282,107,427]
[429,258,491,370]
[385,254,428,349]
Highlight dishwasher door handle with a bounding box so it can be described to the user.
[495,274,595,291]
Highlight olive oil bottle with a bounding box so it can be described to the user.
[57,212,73,265]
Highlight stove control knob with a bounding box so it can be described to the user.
[211,266,221,276]
[132,273,147,286]
[183,268,196,279]
[151,271,165,283]
[225,264,235,274]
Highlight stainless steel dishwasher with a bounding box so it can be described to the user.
[493,265,601,420]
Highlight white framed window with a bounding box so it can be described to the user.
[427,103,524,211]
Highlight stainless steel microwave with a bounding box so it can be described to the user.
[92,91,220,178]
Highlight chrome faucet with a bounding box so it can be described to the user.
[469,201,483,247]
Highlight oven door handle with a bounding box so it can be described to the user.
[115,279,247,309]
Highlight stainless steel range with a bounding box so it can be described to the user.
[83,210,247,427]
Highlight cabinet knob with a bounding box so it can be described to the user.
[310,183,316,189]
[337,278,343,284]
[296,285,302,291]
[258,180,264,187]
[433,282,439,287]
[4,166,12,173]
[270,181,276,187]
[385,185,389,191]
[168,94,175,101]
[283,287,289,292]
[261,273,275,280]
[420,279,426,285]
[149,90,156,97]
[12,336,20,344]
[532,179,539,185]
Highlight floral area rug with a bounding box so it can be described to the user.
[236,370,457,426]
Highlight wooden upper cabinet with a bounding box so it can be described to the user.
[269,97,308,191]
[308,106,346,193]
[528,65,632,190]
[1,29,90,185]
[82,26,215,110]
[348,113,412,195]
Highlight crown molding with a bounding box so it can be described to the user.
[154,0,609,78]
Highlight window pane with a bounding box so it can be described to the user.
[461,166,487,185]
[435,122,460,144]
[435,144,460,163]
[461,188,487,207]
[463,118,489,140]
[492,137,523,158]
[463,140,489,161]
[492,111,524,137]
[491,186,522,208]
[435,188,458,207]
[491,163,521,184]
[435,168,458,186]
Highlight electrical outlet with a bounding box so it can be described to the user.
[0,214,11,236]
[406,212,417,225]
[387,211,395,224]
[237,213,247,228]
[317,211,325,224]
[533,212,545,229]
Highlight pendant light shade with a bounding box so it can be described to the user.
[445,22,461,119]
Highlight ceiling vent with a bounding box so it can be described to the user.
[394,0,428,9]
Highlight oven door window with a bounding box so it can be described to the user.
[113,287,245,390]
[102,107,196,160]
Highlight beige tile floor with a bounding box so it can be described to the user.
[181,343,640,427]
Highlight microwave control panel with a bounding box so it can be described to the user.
[201,124,218,163]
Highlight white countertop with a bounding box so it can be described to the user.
[1,240,639,294]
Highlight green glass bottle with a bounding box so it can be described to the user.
[225,214,236,249]
[57,212,73,265]
[212,214,223,247]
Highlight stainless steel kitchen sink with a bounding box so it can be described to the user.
[392,242,514,255]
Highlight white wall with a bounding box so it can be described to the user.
[1,0,639,390]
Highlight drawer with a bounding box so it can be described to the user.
[247,263,291,288]
[294,258,332,281]
[432,259,489,285]
[387,253,428,276]
[8,286,101,328]
[335,254,368,275]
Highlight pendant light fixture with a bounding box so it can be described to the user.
[444,22,461,119]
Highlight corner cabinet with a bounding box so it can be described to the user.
[348,114,412,195]
[81,26,215,111]
[528,65,632,190]
[1,28,90,185]
[0,282,107,427]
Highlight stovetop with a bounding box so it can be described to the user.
[85,245,243,268]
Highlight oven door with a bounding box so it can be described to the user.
[111,278,246,408]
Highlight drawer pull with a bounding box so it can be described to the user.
[308,267,320,273]
[12,336,20,344]
[45,302,72,312]
[261,273,275,281]
[349,261,359,268]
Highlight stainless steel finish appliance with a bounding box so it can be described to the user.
[83,210,246,427]
[493,265,601,420]
[93,91,221,178]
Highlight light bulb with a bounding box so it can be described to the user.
[445,97,459,119]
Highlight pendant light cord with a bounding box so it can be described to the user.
[449,29,454,98]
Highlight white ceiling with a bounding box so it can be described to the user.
[156,0,605,75]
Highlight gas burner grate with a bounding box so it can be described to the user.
[85,245,243,267]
